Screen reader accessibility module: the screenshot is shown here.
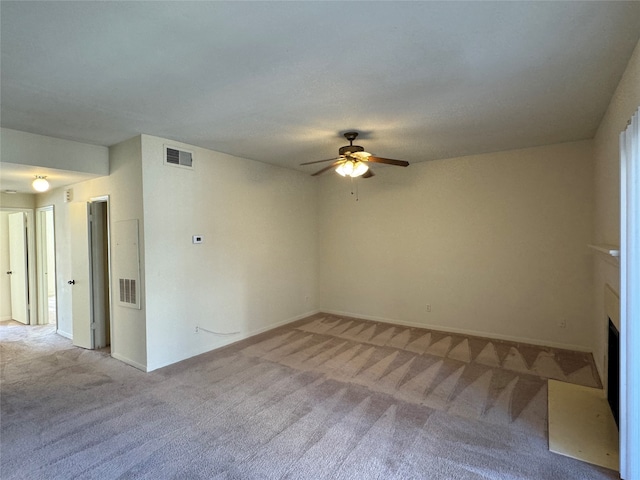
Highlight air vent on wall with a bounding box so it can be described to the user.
[164,145,194,169]
[114,219,141,310]
[119,278,137,305]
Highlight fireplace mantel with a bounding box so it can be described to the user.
[588,244,620,257]
[589,244,620,268]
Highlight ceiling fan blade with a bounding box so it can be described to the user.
[300,157,339,166]
[366,156,409,167]
[362,169,375,178]
[311,160,344,176]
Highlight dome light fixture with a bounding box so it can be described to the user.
[32,175,50,192]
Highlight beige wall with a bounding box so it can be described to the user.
[36,136,147,369]
[0,212,12,320]
[592,39,640,378]
[140,135,318,371]
[29,132,318,372]
[0,192,35,209]
[105,136,147,369]
[318,140,595,351]
[1,128,108,175]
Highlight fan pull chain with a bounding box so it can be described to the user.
[349,177,359,201]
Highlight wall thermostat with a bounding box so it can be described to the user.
[192,235,203,244]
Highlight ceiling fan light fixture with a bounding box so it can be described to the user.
[302,131,408,177]
[32,175,50,192]
[335,160,369,178]
[335,160,352,177]
[352,161,369,177]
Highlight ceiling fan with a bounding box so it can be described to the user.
[300,131,409,178]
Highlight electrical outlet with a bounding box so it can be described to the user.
[558,320,566,328]
[426,304,431,313]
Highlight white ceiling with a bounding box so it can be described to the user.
[1,1,640,184]
[0,162,99,194]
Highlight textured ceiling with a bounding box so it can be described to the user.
[1,1,640,180]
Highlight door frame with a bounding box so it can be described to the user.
[90,195,113,351]
[619,108,639,479]
[69,196,113,351]
[1,207,37,325]
[36,205,56,326]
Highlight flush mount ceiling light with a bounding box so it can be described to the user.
[300,131,410,178]
[32,175,50,192]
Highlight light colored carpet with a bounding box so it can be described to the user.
[1,314,617,479]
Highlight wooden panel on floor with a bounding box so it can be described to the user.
[548,379,619,471]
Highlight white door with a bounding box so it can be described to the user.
[8,212,29,324]
[70,202,93,349]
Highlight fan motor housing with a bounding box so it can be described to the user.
[339,144,365,156]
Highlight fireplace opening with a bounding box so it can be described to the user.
[607,318,619,427]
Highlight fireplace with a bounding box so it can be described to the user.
[604,284,620,428]
[607,318,619,427]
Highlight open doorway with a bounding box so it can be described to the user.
[68,197,111,352]
[91,198,111,351]
[1,208,36,325]
[36,206,57,326]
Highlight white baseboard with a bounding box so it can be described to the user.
[56,329,72,339]
[321,309,592,353]
[1,315,12,321]
[111,352,147,372]
[247,309,320,337]
[145,310,320,372]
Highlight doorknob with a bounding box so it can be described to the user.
[6,271,11,275]
[68,280,75,285]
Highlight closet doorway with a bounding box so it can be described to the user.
[36,206,57,326]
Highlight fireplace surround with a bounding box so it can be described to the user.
[604,284,620,427]
[608,318,620,427]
